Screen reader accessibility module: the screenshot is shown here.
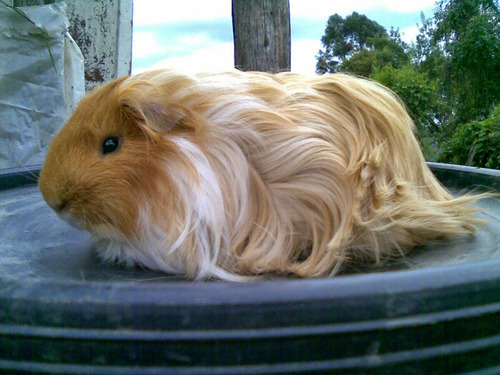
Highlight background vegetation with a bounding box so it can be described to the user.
[316,0,500,169]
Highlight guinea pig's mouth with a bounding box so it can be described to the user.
[56,210,123,239]
[49,205,129,244]
[56,210,85,230]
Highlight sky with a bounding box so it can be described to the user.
[132,0,436,75]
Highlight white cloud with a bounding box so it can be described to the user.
[134,36,323,76]
[400,25,421,44]
[134,0,435,26]
[133,0,231,26]
[132,31,168,59]
[374,0,435,13]
[291,39,323,75]
[139,42,234,74]
[290,0,435,18]
[177,33,214,48]
[132,0,435,75]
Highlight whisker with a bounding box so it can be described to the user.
[19,166,40,182]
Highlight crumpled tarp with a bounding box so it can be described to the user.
[0,2,85,169]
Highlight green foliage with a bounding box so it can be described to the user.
[370,64,441,160]
[316,13,411,78]
[322,12,386,57]
[316,12,388,74]
[419,0,500,125]
[316,0,500,168]
[440,106,500,169]
[370,65,437,132]
[340,34,409,77]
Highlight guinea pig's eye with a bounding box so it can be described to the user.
[102,136,121,155]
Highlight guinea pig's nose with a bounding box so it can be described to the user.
[55,200,68,212]
[44,197,82,229]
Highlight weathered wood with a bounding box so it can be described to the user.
[14,0,133,91]
[232,0,291,73]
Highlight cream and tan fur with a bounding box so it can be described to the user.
[38,69,482,280]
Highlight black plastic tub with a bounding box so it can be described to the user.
[0,163,499,375]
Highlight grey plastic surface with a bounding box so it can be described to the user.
[1,164,500,375]
[0,164,498,283]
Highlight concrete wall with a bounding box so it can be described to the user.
[13,0,133,91]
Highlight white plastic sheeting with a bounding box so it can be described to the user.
[0,3,85,169]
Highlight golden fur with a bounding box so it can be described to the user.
[39,69,483,280]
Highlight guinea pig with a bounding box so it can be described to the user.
[38,69,482,281]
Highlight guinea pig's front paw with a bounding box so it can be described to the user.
[93,236,142,268]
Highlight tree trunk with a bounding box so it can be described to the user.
[232,0,291,73]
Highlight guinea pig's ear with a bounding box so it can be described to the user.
[120,99,183,133]
[116,81,185,133]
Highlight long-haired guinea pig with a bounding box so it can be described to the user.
[38,69,483,281]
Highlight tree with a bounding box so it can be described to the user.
[322,12,385,58]
[371,64,438,133]
[419,0,500,125]
[315,3,499,167]
[316,13,409,76]
[439,105,500,169]
[370,64,441,160]
[340,33,409,77]
[232,0,291,73]
[316,12,386,74]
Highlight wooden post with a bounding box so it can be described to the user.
[232,0,291,73]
